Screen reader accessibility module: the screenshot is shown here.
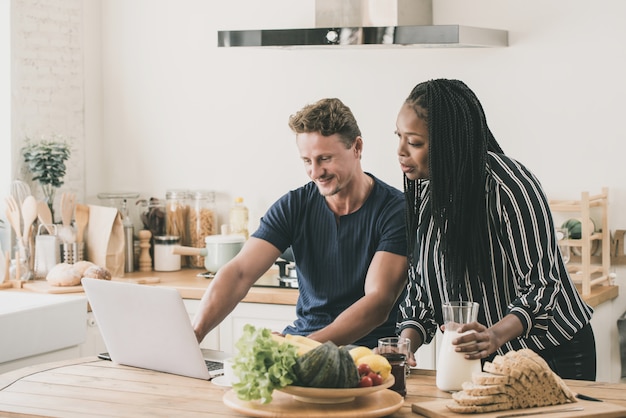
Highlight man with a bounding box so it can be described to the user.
[193,98,407,348]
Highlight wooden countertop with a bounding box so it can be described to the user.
[3,267,299,306]
[96,268,621,308]
[127,267,300,305]
[0,357,625,417]
[4,267,616,308]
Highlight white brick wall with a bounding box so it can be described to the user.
[11,0,86,213]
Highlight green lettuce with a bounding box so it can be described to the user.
[232,324,298,404]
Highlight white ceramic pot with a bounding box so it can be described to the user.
[202,234,245,272]
[172,234,245,273]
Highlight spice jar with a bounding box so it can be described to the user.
[189,190,217,268]
[153,235,181,271]
[165,189,190,265]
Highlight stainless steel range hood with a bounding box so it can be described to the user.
[217,0,508,48]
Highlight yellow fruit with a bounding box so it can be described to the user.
[285,334,322,348]
[356,354,392,380]
[283,334,321,356]
[271,334,287,344]
[349,346,374,362]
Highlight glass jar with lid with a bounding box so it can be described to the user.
[153,235,181,271]
[165,189,190,258]
[189,190,217,268]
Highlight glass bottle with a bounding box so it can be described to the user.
[11,241,32,281]
[137,198,166,269]
[189,190,217,268]
[122,199,135,273]
[229,197,249,239]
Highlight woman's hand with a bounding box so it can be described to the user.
[450,322,499,360]
[449,314,524,360]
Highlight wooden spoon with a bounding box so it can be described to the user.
[61,192,76,228]
[5,196,23,242]
[37,200,55,235]
[21,195,38,247]
[74,204,89,243]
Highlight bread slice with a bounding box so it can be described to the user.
[461,381,517,396]
[472,371,514,385]
[452,391,511,406]
[446,400,512,413]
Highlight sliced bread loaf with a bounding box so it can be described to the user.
[445,348,577,414]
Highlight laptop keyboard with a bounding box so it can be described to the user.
[205,360,223,372]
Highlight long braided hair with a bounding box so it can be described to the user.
[404,79,504,300]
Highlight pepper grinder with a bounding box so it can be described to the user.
[138,230,152,272]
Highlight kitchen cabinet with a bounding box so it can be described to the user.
[79,298,295,356]
[182,299,223,351]
[79,312,107,357]
[217,302,297,353]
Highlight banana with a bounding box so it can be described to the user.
[285,334,322,348]
[270,333,322,355]
[279,334,320,355]
[271,333,288,345]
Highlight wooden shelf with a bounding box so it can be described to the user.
[549,187,612,296]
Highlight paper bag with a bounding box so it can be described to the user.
[86,204,125,277]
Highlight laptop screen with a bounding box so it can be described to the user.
[82,277,217,380]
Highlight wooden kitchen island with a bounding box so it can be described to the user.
[1,356,626,417]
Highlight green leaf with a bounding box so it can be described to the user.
[232,324,298,404]
[21,137,72,190]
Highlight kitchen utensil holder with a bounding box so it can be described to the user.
[34,224,60,279]
[61,242,84,264]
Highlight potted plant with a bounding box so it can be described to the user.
[22,134,72,220]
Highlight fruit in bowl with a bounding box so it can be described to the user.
[229,325,393,404]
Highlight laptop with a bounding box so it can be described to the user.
[81,277,231,380]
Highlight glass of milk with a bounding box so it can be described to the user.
[436,301,482,392]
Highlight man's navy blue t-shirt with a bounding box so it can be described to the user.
[252,174,406,348]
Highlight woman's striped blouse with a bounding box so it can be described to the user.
[397,152,593,355]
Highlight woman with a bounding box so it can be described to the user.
[395,78,596,380]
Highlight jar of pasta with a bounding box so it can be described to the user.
[165,189,190,265]
[189,190,217,268]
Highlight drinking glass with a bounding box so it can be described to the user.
[436,301,482,392]
[556,227,570,264]
[378,336,410,397]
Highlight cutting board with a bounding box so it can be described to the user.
[22,280,83,293]
[22,277,160,293]
[223,388,404,418]
[412,399,626,418]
